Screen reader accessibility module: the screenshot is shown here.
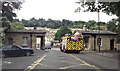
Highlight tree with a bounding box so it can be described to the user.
[107,19,117,32]
[107,19,120,43]
[54,26,72,41]
[76,1,120,43]
[117,26,120,43]
[76,1,119,20]
[10,22,24,30]
[2,1,24,29]
[1,1,24,46]
[2,1,24,22]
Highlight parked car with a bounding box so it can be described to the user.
[2,45,34,58]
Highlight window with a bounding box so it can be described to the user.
[12,46,21,50]
[97,38,102,46]
[22,37,28,46]
[8,38,13,45]
[3,45,12,50]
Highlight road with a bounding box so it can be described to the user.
[2,48,119,71]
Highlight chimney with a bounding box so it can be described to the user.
[34,24,36,30]
[83,25,87,31]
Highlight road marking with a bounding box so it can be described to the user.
[59,64,81,69]
[39,63,56,68]
[59,61,78,64]
[69,54,103,71]
[24,55,46,71]
[59,63,91,69]
[3,61,11,64]
[69,54,92,67]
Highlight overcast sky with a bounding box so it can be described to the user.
[15,0,117,22]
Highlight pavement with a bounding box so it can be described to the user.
[82,50,120,60]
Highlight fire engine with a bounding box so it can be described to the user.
[60,34,84,53]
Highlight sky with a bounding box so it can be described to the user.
[15,0,118,22]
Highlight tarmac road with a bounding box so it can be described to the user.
[2,48,119,71]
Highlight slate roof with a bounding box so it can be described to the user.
[5,30,46,34]
[82,30,117,35]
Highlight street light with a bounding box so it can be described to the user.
[77,0,101,52]
[95,0,101,52]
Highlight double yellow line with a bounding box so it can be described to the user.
[25,53,103,71]
[25,55,46,71]
[69,54,92,67]
[69,54,103,71]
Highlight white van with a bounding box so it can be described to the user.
[45,41,51,50]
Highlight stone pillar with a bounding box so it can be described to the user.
[94,35,96,51]
[41,37,45,50]
[30,34,32,48]
[32,34,37,51]
[43,37,45,49]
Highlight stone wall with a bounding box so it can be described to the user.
[5,33,45,51]
[84,35,117,51]
[96,35,116,51]
[5,33,31,48]
[116,44,120,50]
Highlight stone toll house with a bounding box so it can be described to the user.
[73,30,117,51]
[5,30,46,51]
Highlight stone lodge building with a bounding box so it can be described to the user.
[73,30,117,51]
[5,30,46,51]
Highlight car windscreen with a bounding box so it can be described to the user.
[3,46,12,50]
[12,45,22,50]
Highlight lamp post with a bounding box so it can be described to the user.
[96,0,101,52]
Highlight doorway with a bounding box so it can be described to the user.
[110,39,114,50]
[36,37,41,49]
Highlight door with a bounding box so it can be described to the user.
[110,39,114,50]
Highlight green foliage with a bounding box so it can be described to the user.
[95,26,105,30]
[75,1,120,23]
[2,18,9,28]
[10,22,24,30]
[76,1,120,43]
[1,27,8,46]
[1,1,24,46]
[106,19,120,43]
[107,19,117,32]
[2,1,24,22]
[117,26,120,43]
[15,18,107,30]
[54,26,72,41]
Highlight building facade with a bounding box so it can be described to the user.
[73,30,117,51]
[5,30,46,51]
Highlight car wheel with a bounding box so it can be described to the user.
[26,52,31,56]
